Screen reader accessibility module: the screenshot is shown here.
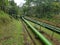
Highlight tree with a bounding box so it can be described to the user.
[23,0,60,18]
[8,0,20,18]
[0,0,9,12]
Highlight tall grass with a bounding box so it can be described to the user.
[0,11,12,25]
[0,11,24,45]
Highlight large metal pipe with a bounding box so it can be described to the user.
[22,17,52,45]
[23,17,60,34]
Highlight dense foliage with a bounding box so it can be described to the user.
[0,0,21,19]
[0,0,60,19]
[22,0,60,18]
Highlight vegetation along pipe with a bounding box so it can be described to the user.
[23,17,60,34]
[22,17,52,45]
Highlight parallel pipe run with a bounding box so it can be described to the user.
[22,17,52,45]
[23,17,60,34]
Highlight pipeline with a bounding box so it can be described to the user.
[22,17,52,45]
[23,17,60,34]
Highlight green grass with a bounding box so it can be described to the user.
[0,11,24,45]
[41,27,60,41]
[0,11,11,20]
[0,11,11,25]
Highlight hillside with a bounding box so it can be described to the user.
[0,11,24,45]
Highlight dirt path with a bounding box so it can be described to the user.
[21,20,34,45]
[21,19,43,45]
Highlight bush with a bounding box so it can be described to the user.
[0,11,12,24]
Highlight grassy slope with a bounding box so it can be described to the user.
[0,11,24,45]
